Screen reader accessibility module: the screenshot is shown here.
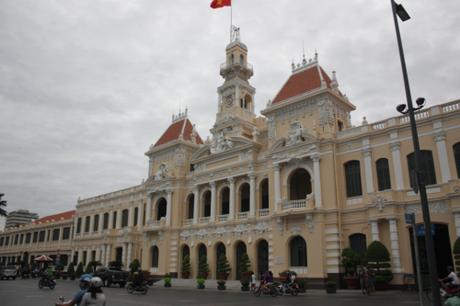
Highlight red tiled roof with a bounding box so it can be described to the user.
[154,118,203,147]
[272,65,333,104]
[33,210,75,224]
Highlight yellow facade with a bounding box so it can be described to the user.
[1,36,460,286]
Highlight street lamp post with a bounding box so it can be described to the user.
[391,1,441,305]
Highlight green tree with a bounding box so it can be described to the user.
[129,259,141,273]
[198,255,210,279]
[216,253,231,279]
[67,262,75,279]
[85,260,101,273]
[237,253,251,278]
[366,241,393,284]
[341,248,361,276]
[0,193,7,217]
[181,255,191,278]
[75,262,85,277]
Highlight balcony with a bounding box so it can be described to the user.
[237,212,249,220]
[144,219,165,232]
[218,215,229,222]
[258,208,270,217]
[282,196,315,213]
[199,217,210,224]
[183,219,193,226]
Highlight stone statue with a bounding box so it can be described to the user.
[286,122,303,146]
[154,163,168,180]
[211,132,233,153]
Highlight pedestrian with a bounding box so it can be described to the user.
[367,267,375,295]
[55,273,92,306]
[250,272,256,292]
[80,277,106,306]
[357,265,367,295]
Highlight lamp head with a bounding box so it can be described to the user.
[395,3,411,22]
[396,104,407,114]
[416,97,425,107]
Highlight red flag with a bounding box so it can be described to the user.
[210,0,231,9]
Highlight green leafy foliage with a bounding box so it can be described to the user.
[366,241,393,284]
[75,262,84,277]
[238,253,251,275]
[341,248,361,276]
[129,259,141,273]
[198,255,209,279]
[181,255,191,278]
[67,262,75,277]
[216,254,231,279]
[196,277,205,289]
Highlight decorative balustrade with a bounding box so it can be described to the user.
[283,199,307,210]
[218,215,229,222]
[258,208,270,217]
[237,212,249,220]
[199,217,210,224]
[183,219,193,226]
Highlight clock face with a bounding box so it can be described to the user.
[224,95,233,107]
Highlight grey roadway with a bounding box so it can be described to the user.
[0,278,423,306]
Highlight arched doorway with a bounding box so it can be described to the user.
[197,243,207,277]
[409,223,453,277]
[156,198,167,220]
[289,169,312,200]
[240,183,250,212]
[257,239,269,277]
[235,241,247,280]
[215,242,226,278]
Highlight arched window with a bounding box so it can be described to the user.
[235,241,247,280]
[220,187,230,215]
[257,239,269,276]
[157,198,167,220]
[289,169,312,200]
[290,236,307,267]
[344,160,362,197]
[215,242,226,276]
[93,214,99,232]
[407,150,437,187]
[186,194,194,219]
[151,246,159,268]
[84,216,90,232]
[260,179,269,209]
[376,158,391,191]
[349,233,367,256]
[240,183,250,212]
[203,191,211,217]
[121,209,129,227]
[133,207,139,226]
[454,143,460,178]
[182,245,190,259]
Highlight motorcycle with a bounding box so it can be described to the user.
[253,282,278,297]
[278,281,300,296]
[126,281,148,294]
[38,276,56,289]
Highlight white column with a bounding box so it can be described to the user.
[388,218,402,273]
[363,148,374,193]
[228,178,235,220]
[210,182,216,222]
[249,174,256,218]
[137,204,143,229]
[77,249,82,264]
[73,218,79,236]
[390,142,404,190]
[193,187,199,225]
[312,155,322,208]
[128,206,134,227]
[370,220,380,241]
[166,191,172,226]
[95,247,100,261]
[434,132,452,183]
[454,213,460,237]
[146,194,153,224]
[98,213,103,233]
[127,243,132,267]
[89,214,95,233]
[121,243,126,267]
[85,248,90,265]
[274,164,281,210]
[105,245,111,265]
[116,209,122,229]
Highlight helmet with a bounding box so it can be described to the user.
[79,274,92,282]
[90,276,103,288]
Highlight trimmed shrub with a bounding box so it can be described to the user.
[75,262,85,277]
[341,248,361,276]
[198,255,210,279]
[366,241,393,285]
[181,255,191,278]
[196,277,205,289]
[129,259,141,273]
[67,263,75,280]
[216,253,231,280]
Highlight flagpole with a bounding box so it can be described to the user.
[230,2,232,43]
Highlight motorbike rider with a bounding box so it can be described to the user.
[132,271,145,290]
[55,273,92,306]
[441,266,460,289]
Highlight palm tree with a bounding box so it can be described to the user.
[0,193,7,217]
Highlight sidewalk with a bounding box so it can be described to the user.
[152,278,400,296]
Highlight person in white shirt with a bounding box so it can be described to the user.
[442,266,460,289]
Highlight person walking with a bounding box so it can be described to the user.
[80,277,106,306]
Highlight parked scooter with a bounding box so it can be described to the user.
[126,281,148,294]
[278,281,300,296]
[38,275,56,289]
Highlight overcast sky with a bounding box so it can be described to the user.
[0,0,459,223]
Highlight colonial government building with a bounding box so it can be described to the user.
[1,34,460,286]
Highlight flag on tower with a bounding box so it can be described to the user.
[210,0,231,9]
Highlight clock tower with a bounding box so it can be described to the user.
[213,28,257,139]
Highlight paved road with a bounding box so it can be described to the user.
[0,278,422,306]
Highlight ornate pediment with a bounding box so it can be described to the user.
[191,136,256,162]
